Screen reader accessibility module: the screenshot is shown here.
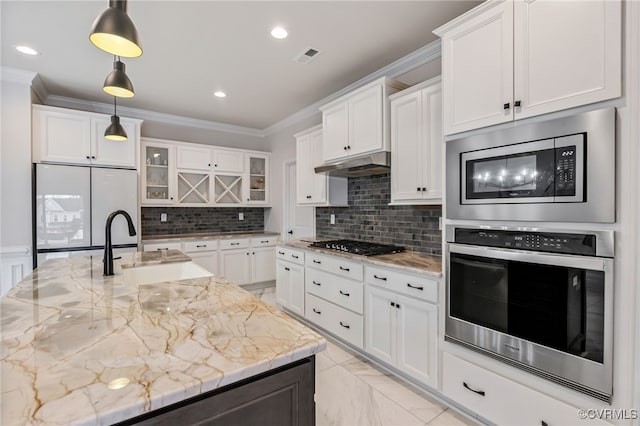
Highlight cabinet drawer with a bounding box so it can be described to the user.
[143,242,182,252]
[275,246,305,265]
[306,253,363,281]
[183,240,218,253]
[251,236,278,247]
[306,268,363,314]
[219,239,249,250]
[365,266,438,303]
[442,353,609,426]
[305,293,363,349]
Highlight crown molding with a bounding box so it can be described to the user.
[45,95,266,138]
[30,74,49,103]
[264,39,441,136]
[433,0,503,36]
[0,67,37,85]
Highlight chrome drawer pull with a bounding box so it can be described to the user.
[463,382,485,396]
[339,290,350,297]
[339,266,350,271]
[407,283,424,291]
[373,274,387,281]
[313,260,322,264]
[313,308,321,314]
[312,281,321,286]
[339,321,350,329]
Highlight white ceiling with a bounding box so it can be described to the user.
[1,1,479,130]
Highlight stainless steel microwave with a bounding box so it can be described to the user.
[446,108,615,223]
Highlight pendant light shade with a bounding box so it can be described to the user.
[90,0,142,58]
[104,97,128,141]
[103,59,134,98]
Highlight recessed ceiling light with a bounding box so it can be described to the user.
[270,27,288,39]
[214,91,227,98]
[16,45,39,55]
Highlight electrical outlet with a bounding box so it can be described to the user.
[330,214,335,225]
[438,216,442,230]
[239,212,244,221]
[160,213,167,222]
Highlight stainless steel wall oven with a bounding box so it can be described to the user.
[445,225,614,402]
[446,108,615,222]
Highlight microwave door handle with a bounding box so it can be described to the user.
[448,243,606,272]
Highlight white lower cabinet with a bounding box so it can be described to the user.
[442,353,610,426]
[305,293,363,348]
[183,240,218,275]
[220,238,277,285]
[143,241,183,252]
[364,285,437,388]
[219,248,251,285]
[275,247,306,316]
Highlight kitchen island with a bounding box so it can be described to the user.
[0,251,326,425]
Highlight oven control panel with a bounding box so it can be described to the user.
[555,145,577,196]
[454,228,596,256]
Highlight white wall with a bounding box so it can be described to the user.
[0,70,35,294]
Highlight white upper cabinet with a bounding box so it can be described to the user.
[245,153,269,205]
[295,125,348,206]
[212,149,245,173]
[390,78,442,204]
[33,105,141,168]
[435,0,621,135]
[320,77,407,163]
[176,145,212,170]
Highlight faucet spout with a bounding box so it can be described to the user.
[104,210,136,276]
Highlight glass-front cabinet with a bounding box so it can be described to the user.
[142,141,175,204]
[245,154,269,205]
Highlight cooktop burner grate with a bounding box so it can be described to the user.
[308,239,405,256]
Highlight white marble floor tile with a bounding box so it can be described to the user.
[316,351,337,373]
[428,409,475,426]
[342,356,446,424]
[316,364,425,426]
[323,339,357,365]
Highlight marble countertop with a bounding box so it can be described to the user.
[0,253,326,426]
[142,231,280,243]
[280,240,442,278]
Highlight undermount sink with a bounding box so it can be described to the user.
[123,261,212,285]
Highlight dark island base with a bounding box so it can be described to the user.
[115,356,316,426]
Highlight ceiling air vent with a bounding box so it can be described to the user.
[293,47,321,64]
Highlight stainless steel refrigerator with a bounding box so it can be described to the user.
[33,164,138,267]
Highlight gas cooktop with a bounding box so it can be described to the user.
[308,239,405,256]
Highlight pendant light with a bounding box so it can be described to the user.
[103,56,134,98]
[104,97,128,141]
[90,0,142,58]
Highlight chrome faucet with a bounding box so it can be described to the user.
[104,210,136,276]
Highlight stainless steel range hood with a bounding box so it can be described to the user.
[314,152,390,177]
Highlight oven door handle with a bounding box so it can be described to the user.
[449,243,607,271]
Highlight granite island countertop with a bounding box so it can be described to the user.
[280,239,442,278]
[0,251,326,426]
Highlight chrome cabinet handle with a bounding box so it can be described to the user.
[339,321,350,329]
[339,290,350,297]
[373,274,387,281]
[463,382,485,396]
[339,266,350,271]
[407,283,424,291]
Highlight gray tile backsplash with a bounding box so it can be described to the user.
[141,207,264,236]
[316,173,442,256]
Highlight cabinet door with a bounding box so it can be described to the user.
[252,246,275,283]
[514,0,621,120]
[246,154,269,205]
[421,84,443,202]
[276,260,291,307]
[176,145,212,170]
[35,109,91,164]
[322,102,349,162]
[288,263,305,316]
[219,248,251,285]
[396,295,437,388]
[364,286,395,365]
[297,131,327,205]
[348,84,383,157]
[189,251,218,275]
[390,90,423,202]
[212,149,244,173]
[142,142,175,204]
[91,117,137,168]
[440,0,513,135]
